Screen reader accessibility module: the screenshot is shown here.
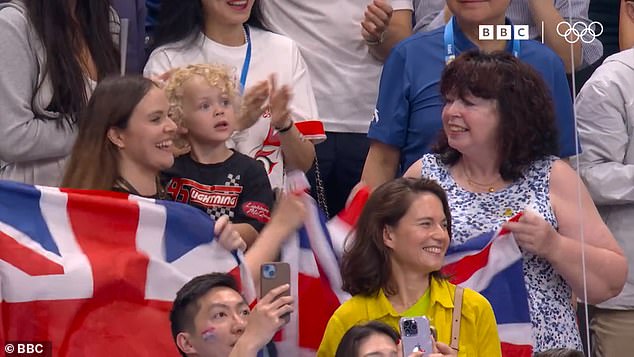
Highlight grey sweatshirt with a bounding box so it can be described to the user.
[0,1,78,186]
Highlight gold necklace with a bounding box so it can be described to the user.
[462,165,500,193]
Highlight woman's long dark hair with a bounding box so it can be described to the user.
[25,0,119,124]
[62,76,158,190]
[152,0,267,50]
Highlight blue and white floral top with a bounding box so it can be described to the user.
[420,153,582,352]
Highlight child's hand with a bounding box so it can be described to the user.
[268,74,293,131]
[214,215,247,252]
[237,80,269,131]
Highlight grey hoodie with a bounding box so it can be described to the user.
[576,48,634,309]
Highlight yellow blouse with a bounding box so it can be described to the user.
[317,277,502,357]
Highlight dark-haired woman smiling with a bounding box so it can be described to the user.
[0,0,119,186]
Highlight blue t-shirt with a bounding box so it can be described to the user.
[368,18,577,174]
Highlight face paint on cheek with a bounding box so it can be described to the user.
[201,327,216,342]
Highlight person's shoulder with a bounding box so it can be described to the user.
[330,294,374,324]
[228,151,267,173]
[149,35,199,57]
[519,39,565,68]
[0,1,29,28]
[250,26,296,50]
[394,26,444,54]
[588,49,634,83]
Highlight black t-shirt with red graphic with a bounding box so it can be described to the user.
[161,150,274,232]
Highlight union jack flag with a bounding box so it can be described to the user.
[0,180,254,357]
[442,214,533,357]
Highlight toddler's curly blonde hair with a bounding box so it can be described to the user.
[164,64,242,149]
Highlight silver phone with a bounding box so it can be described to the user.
[399,316,434,356]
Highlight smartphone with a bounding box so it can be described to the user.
[260,262,291,323]
[399,316,433,357]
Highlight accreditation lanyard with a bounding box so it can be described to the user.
[443,16,520,64]
[239,25,252,93]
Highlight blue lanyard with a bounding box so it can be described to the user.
[443,17,520,64]
[239,25,252,93]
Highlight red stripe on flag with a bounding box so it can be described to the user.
[442,243,493,285]
[0,231,64,276]
[501,342,533,357]
[66,193,148,302]
[337,186,370,227]
[1,300,180,357]
[298,273,340,350]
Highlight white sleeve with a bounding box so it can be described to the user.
[392,0,414,11]
[288,41,320,122]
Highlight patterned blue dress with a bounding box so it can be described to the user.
[420,153,582,352]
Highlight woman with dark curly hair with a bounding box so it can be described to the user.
[319,177,501,357]
[404,51,627,352]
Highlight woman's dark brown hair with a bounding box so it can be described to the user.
[335,321,400,357]
[435,50,559,181]
[62,76,159,190]
[25,0,120,124]
[341,177,452,296]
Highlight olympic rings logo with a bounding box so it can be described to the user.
[556,21,603,44]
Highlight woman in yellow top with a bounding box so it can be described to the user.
[318,177,501,357]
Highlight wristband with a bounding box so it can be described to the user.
[276,120,294,133]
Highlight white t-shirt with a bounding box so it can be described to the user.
[144,26,324,190]
[259,0,413,134]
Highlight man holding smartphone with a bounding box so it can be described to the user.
[170,273,293,357]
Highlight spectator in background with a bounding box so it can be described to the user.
[575,42,634,357]
[422,0,603,73]
[171,273,293,357]
[404,51,626,352]
[111,0,146,74]
[362,0,576,189]
[259,0,415,217]
[145,0,322,192]
[0,0,119,186]
[621,0,634,50]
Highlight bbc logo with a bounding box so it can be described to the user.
[479,25,530,40]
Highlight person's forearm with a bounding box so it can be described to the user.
[234,223,258,248]
[546,232,627,304]
[368,11,412,62]
[528,0,582,72]
[245,219,294,290]
[279,125,315,172]
[361,142,400,189]
[229,339,260,357]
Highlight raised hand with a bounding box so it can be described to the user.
[361,0,393,45]
[268,74,292,130]
[214,215,247,252]
[236,80,269,131]
[502,210,559,260]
